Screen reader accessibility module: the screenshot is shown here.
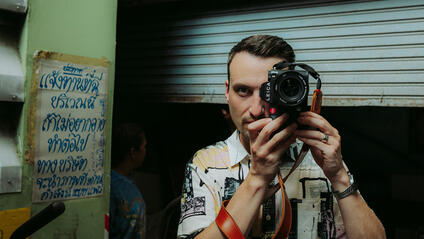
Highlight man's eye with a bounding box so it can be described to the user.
[236,87,250,96]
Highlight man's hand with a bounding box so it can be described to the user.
[247,113,297,189]
[294,111,386,239]
[294,111,347,185]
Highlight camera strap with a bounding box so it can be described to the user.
[216,89,323,239]
[273,61,322,90]
[216,174,292,239]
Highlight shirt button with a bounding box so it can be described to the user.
[266,214,271,221]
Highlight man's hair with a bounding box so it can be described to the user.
[227,35,295,81]
[111,122,145,168]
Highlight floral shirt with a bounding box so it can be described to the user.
[177,130,347,239]
[110,170,146,239]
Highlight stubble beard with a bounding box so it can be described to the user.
[239,127,251,151]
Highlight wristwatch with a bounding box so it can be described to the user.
[332,172,358,200]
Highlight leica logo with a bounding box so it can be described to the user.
[266,83,271,100]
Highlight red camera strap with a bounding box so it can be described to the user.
[216,200,244,239]
[215,89,323,239]
[216,173,291,239]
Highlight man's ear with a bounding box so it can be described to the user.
[225,80,230,103]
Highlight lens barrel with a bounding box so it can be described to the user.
[276,71,308,105]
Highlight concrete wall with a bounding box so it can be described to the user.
[0,0,117,237]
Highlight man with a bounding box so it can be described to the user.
[110,123,147,239]
[177,35,385,239]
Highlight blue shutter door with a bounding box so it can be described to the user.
[117,0,424,106]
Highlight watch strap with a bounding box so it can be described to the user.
[333,182,358,200]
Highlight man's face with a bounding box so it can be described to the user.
[226,51,285,146]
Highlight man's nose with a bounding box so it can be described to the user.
[249,93,266,119]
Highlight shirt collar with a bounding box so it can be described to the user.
[226,130,249,167]
[226,130,302,167]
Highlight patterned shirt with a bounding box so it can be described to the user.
[110,170,146,239]
[178,130,347,239]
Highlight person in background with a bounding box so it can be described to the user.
[110,123,147,239]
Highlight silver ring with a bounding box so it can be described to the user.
[322,133,329,143]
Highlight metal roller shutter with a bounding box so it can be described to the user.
[117,0,424,107]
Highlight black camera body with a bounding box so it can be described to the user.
[260,67,310,127]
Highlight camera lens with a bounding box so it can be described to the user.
[277,73,306,104]
[281,78,301,97]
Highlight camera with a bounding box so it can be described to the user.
[260,61,321,127]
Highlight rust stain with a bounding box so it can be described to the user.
[36,50,53,59]
[322,97,424,107]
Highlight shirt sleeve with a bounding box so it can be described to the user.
[177,158,222,238]
[110,179,146,239]
[134,192,146,239]
[124,187,146,239]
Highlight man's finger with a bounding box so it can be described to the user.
[299,111,324,120]
[255,113,289,145]
[297,136,331,153]
[247,118,272,141]
[271,134,297,158]
[294,130,337,144]
[297,115,337,136]
[261,123,297,155]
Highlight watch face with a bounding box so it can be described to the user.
[349,174,354,185]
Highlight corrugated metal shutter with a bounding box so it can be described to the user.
[117,0,424,107]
